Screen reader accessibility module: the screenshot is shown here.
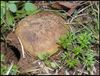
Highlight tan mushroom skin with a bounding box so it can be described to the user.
[15,11,70,57]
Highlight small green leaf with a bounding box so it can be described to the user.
[66,59,78,69]
[1,1,6,7]
[24,2,37,12]
[9,1,19,3]
[1,65,7,75]
[1,7,5,19]
[38,53,50,61]
[73,46,82,56]
[8,3,17,13]
[44,60,51,67]
[38,53,45,60]
[50,62,58,69]
[10,65,18,75]
[1,53,5,61]
[6,11,14,26]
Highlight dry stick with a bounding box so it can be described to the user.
[18,37,25,58]
[79,64,86,75]
[54,69,58,75]
[77,4,93,14]
[68,13,87,33]
[64,22,73,33]
[78,20,95,34]
[32,60,40,64]
[65,22,78,25]
[96,60,99,63]
[89,65,96,75]
[93,65,96,73]
[5,61,14,75]
[38,62,45,73]
[70,13,87,23]
[65,69,70,75]
[77,1,89,6]
[44,67,51,75]
[69,4,93,23]
[24,68,39,73]
[73,68,77,75]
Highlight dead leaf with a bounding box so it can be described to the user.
[50,1,81,16]
[57,1,78,8]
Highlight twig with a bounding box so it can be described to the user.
[54,69,58,75]
[96,60,99,63]
[92,65,96,73]
[65,22,78,25]
[18,37,25,58]
[70,13,87,23]
[24,68,39,73]
[32,60,40,64]
[77,1,89,6]
[44,66,51,75]
[79,64,86,75]
[77,20,95,34]
[73,68,77,75]
[65,69,70,75]
[5,61,14,75]
[77,4,93,14]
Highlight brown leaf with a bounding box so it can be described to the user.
[50,1,81,16]
[50,2,62,9]
[57,1,78,9]
[56,1,81,16]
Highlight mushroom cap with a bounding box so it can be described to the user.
[15,11,70,57]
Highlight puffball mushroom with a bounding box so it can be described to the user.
[15,11,70,57]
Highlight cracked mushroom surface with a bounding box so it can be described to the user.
[15,11,70,57]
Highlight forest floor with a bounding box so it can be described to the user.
[1,1,99,75]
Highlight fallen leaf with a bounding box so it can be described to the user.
[50,1,81,16]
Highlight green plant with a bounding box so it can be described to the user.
[50,62,59,69]
[58,32,76,49]
[0,53,18,75]
[24,2,39,15]
[82,49,95,71]
[66,58,78,69]
[1,53,5,62]
[9,65,18,75]
[77,32,92,48]
[89,2,99,39]
[1,1,39,41]
[1,64,8,75]
[38,53,59,69]
[72,46,82,56]
[1,64,18,75]
[59,31,96,70]
[73,1,99,44]
[61,51,79,69]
